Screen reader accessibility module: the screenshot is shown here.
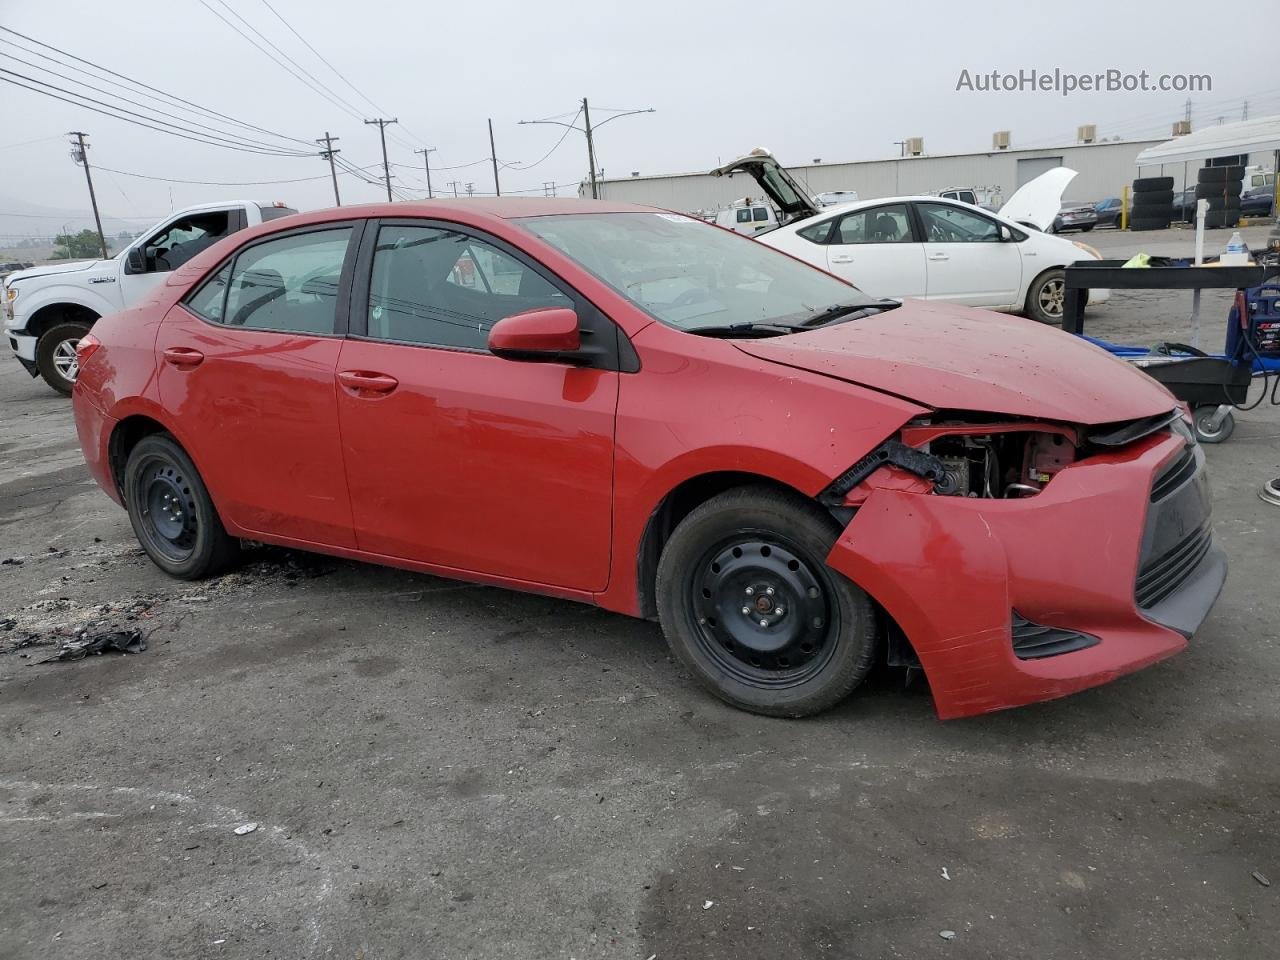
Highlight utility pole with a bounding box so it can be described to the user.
[414,147,437,199]
[465,182,475,197]
[316,132,341,206]
[364,118,398,202]
[488,119,501,196]
[582,98,598,199]
[68,132,108,260]
[447,180,460,198]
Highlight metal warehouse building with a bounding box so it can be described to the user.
[587,138,1267,212]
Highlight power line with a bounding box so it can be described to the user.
[0,45,313,156]
[0,72,312,156]
[0,25,312,150]
[93,162,381,186]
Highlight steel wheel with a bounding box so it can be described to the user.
[1037,276,1065,318]
[131,457,200,563]
[52,338,80,382]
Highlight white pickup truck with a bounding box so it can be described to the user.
[3,200,296,393]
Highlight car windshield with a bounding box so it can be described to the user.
[516,212,875,330]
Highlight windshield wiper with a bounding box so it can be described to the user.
[798,299,902,328]
[687,321,808,338]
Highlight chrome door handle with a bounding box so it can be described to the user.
[830,254,854,264]
[927,253,950,261]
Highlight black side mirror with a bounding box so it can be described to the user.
[126,247,146,274]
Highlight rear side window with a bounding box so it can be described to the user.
[833,204,914,244]
[191,228,351,333]
[366,225,568,350]
[797,220,834,244]
[735,208,752,224]
[752,207,769,222]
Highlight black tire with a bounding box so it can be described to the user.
[1203,196,1242,213]
[1024,268,1067,323]
[655,486,877,717]
[1193,406,1234,444]
[1198,165,1245,184]
[1132,190,1175,207]
[1204,210,1240,229]
[35,321,91,396]
[1080,224,1095,232]
[1133,176,1174,192]
[1195,183,1242,200]
[1130,215,1172,231]
[123,434,240,579]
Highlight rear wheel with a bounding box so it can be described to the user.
[123,434,240,579]
[655,487,877,717]
[1025,268,1067,324]
[35,321,91,395]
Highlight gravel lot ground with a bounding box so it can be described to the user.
[1,223,1277,960]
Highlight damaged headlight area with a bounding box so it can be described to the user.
[820,418,1082,505]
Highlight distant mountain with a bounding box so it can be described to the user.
[0,193,162,243]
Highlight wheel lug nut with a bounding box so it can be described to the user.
[776,606,785,615]
[745,587,754,596]
[759,619,768,627]
[742,606,751,615]
[765,587,775,596]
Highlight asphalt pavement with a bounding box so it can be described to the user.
[1,224,1277,959]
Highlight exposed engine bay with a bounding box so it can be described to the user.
[919,426,1078,499]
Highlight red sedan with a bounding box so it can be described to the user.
[71,199,1226,719]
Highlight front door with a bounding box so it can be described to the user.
[915,202,1023,308]
[335,221,617,592]
[156,224,358,547]
[121,208,239,307]
[821,203,926,298]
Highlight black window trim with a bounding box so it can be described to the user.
[126,207,241,277]
[179,219,366,338]
[829,202,921,246]
[348,217,639,373]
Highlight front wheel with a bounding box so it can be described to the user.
[655,487,877,717]
[123,434,240,579]
[35,321,91,395]
[1025,268,1067,324]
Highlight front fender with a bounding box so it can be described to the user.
[12,283,119,333]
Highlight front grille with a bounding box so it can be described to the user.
[1136,525,1213,608]
[1011,612,1100,660]
[1150,445,1197,502]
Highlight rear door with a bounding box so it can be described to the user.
[820,203,926,298]
[334,220,617,591]
[915,202,1022,308]
[156,222,359,547]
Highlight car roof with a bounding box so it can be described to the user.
[282,197,653,225]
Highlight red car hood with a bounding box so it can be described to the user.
[733,300,1176,425]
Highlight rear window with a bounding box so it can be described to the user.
[258,205,299,222]
[752,207,769,222]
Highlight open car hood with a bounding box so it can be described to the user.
[997,167,1077,231]
[710,149,820,222]
[733,300,1176,425]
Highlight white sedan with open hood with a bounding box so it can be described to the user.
[712,151,1107,324]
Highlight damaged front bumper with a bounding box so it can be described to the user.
[826,430,1225,720]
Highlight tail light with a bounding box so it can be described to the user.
[76,332,102,364]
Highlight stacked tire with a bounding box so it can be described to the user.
[1195,165,1243,229]
[1130,176,1174,231]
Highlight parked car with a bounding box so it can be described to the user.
[712,151,1108,324]
[1093,197,1122,227]
[713,199,778,235]
[4,200,296,393]
[814,190,860,207]
[1051,202,1098,233]
[1241,185,1275,218]
[1172,187,1199,223]
[0,261,34,279]
[72,198,1223,721]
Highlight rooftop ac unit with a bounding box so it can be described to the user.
[1077,124,1097,144]
[905,137,924,157]
[1172,120,1192,136]
[992,130,1011,150]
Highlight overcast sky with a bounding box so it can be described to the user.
[1,0,1273,231]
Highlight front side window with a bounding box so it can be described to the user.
[144,211,232,272]
[735,208,753,224]
[185,263,231,322]
[752,207,770,222]
[366,225,568,350]
[220,228,351,333]
[917,203,1001,243]
[518,212,876,331]
[833,204,914,244]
